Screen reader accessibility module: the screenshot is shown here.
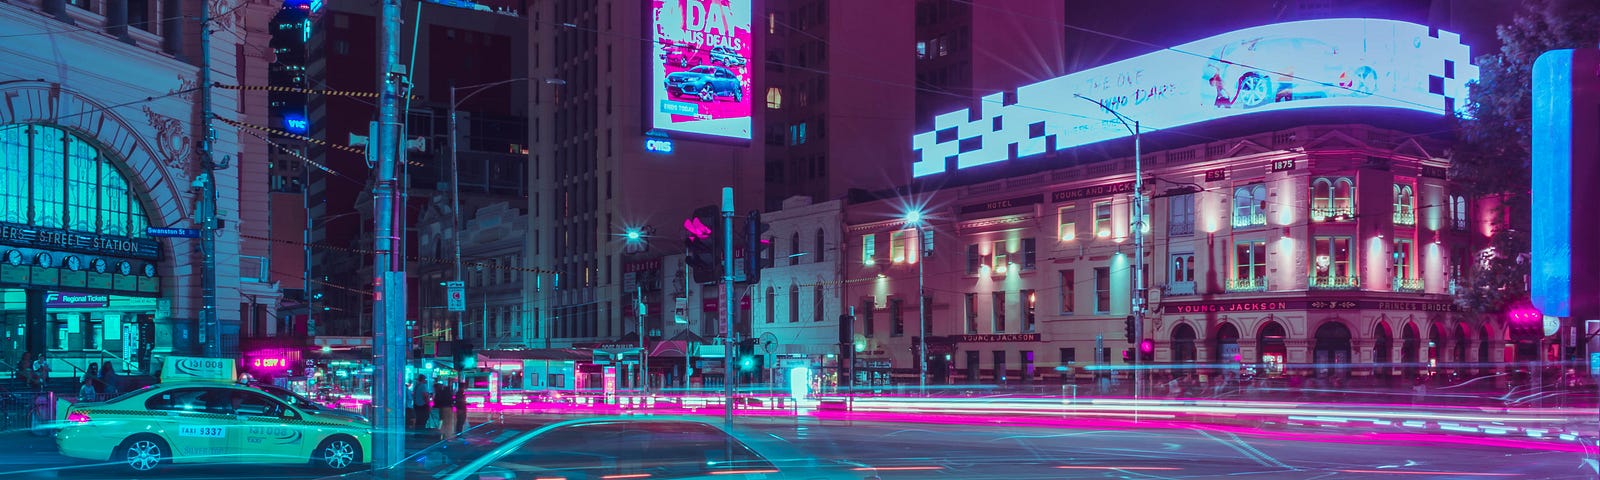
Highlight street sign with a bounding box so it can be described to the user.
[446,281,466,312]
[146,227,200,238]
[674,297,687,324]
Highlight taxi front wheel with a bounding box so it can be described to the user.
[314,435,362,471]
[115,434,169,473]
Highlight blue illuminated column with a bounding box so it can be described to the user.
[1531,49,1600,324]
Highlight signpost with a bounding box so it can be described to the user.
[446,281,466,312]
[146,227,201,238]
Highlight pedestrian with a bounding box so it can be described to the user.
[32,352,50,389]
[434,380,456,441]
[410,374,431,430]
[99,361,120,397]
[453,380,468,436]
[16,352,33,388]
[84,363,101,398]
[76,374,96,402]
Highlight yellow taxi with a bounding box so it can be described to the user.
[55,357,371,473]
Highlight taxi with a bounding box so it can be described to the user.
[55,357,372,473]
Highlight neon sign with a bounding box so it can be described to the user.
[283,114,308,134]
[252,358,289,369]
[911,19,1478,177]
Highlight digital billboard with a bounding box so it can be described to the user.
[912,19,1479,177]
[650,0,753,141]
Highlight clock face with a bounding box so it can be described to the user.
[143,264,157,278]
[65,256,82,271]
[35,252,53,268]
[91,258,108,274]
[4,250,20,266]
[118,261,132,276]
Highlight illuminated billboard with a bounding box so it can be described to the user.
[650,0,753,141]
[912,19,1479,177]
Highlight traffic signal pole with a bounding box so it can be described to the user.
[372,0,408,469]
[722,187,736,428]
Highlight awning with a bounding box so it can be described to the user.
[650,340,690,357]
[479,349,592,361]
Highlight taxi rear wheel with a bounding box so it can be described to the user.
[116,434,169,473]
[314,435,362,471]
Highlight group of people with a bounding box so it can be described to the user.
[14,352,52,391]
[76,361,122,401]
[409,375,468,441]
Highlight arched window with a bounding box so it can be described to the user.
[765,287,776,323]
[1310,178,1333,220]
[1393,184,1415,225]
[0,124,151,237]
[1232,184,1267,228]
[1311,177,1355,221]
[789,233,801,265]
[1333,178,1355,216]
[1171,323,1197,364]
[1450,195,1467,230]
[814,228,825,262]
[788,285,800,323]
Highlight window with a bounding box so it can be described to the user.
[1449,194,1468,230]
[1393,184,1416,225]
[815,229,826,262]
[1311,177,1356,221]
[1232,184,1267,228]
[32,128,66,229]
[1168,194,1194,236]
[1169,254,1196,295]
[766,87,782,109]
[890,298,904,336]
[1231,241,1267,291]
[813,287,824,322]
[65,140,98,232]
[1311,237,1355,288]
[1057,205,1077,241]
[921,228,934,260]
[1093,201,1112,238]
[1020,238,1036,270]
[788,285,799,322]
[890,230,908,263]
[992,241,1008,273]
[765,287,775,323]
[964,293,978,333]
[861,234,875,265]
[1394,239,1418,290]
[1060,348,1076,365]
[966,244,982,274]
[1022,289,1036,332]
[1060,270,1076,314]
[861,299,875,336]
[1094,267,1111,313]
[790,233,801,265]
[992,292,1006,332]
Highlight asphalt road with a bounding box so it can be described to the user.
[4,414,1594,479]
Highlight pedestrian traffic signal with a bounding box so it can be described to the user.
[1507,301,1545,341]
[1124,316,1136,343]
[684,205,721,284]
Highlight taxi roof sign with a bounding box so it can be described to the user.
[160,356,238,383]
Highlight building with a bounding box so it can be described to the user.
[417,200,529,350]
[913,0,1066,132]
[305,0,527,337]
[0,0,276,373]
[748,196,845,387]
[263,0,312,340]
[524,0,764,356]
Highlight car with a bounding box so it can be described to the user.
[660,43,701,67]
[438,417,880,480]
[709,46,746,67]
[665,65,744,103]
[252,383,370,424]
[1203,36,1379,109]
[56,381,372,473]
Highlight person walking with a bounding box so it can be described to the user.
[434,380,456,441]
[76,374,97,402]
[409,375,431,430]
[98,361,120,397]
[16,352,34,389]
[453,380,467,436]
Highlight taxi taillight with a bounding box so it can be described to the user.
[66,411,91,423]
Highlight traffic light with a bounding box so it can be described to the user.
[684,205,721,284]
[453,340,477,370]
[1139,338,1155,361]
[745,210,770,284]
[838,314,855,345]
[739,355,755,371]
[1124,316,1136,343]
[1507,301,1545,341]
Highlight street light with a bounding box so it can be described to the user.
[1075,93,1144,400]
[904,209,927,395]
[448,77,565,359]
[622,227,650,395]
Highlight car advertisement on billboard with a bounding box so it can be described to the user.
[912,18,1479,177]
[650,0,753,142]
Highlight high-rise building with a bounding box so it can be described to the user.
[913,0,1066,132]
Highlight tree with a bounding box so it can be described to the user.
[1449,0,1600,314]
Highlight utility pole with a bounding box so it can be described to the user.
[371,0,408,469]
[917,223,926,395]
[197,0,220,357]
[1076,94,1143,400]
[722,187,735,427]
[638,283,648,394]
[449,83,466,368]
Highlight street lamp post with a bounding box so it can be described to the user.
[1075,94,1144,400]
[449,77,565,357]
[905,210,927,394]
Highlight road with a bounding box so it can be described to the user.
[2,413,1593,479]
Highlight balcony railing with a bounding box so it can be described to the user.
[1168,222,1195,236]
[1393,277,1425,293]
[1227,277,1267,292]
[1311,206,1356,222]
[1165,281,1197,296]
[1231,212,1267,229]
[1393,211,1416,225]
[1309,275,1360,290]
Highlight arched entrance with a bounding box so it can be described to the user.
[1478,323,1492,372]
[1171,323,1197,365]
[1428,323,1447,372]
[1213,322,1240,366]
[1257,320,1287,376]
[1312,322,1352,378]
[1453,323,1470,371]
[1401,322,1421,378]
[1373,322,1393,380]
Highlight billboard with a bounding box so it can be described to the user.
[650,0,753,141]
[912,19,1479,177]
